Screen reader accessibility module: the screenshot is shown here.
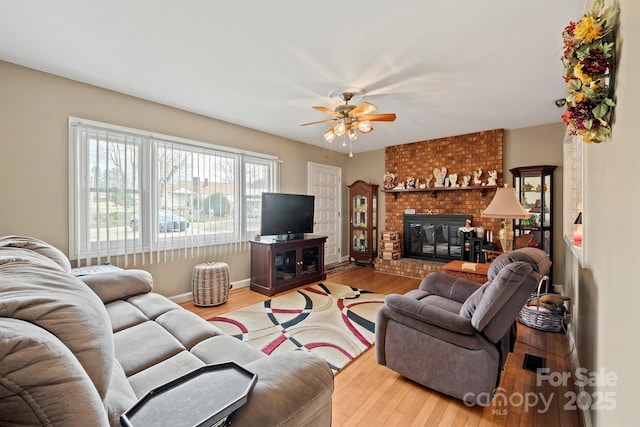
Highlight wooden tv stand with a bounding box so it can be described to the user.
[250,235,327,296]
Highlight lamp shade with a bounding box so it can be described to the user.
[574,212,582,224]
[481,186,529,219]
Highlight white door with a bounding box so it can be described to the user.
[307,162,342,265]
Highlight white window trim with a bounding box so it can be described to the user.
[68,116,278,264]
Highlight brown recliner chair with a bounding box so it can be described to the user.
[375,248,551,405]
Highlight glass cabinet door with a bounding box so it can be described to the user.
[352,194,368,228]
[511,165,556,276]
[301,246,319,275]
[275,249,297,282]
[348,180,378,265]
[352,229,368,252]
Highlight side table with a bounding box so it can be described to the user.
[441,260,490,284]
[121,362,257,427]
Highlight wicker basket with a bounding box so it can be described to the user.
[518,275,566,333]
[191,262,230,307]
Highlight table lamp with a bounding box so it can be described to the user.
[481,185,530,252]
[573,212,583,246]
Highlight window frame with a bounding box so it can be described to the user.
[69,117,278,262]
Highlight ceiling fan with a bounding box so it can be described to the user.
[301,92,397,151]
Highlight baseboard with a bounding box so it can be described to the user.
[169,278,250,304]
[566,323,592,427]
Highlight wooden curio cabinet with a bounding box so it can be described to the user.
[511,165,557,282]
[348,180,378,265]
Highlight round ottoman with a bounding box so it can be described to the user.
[191,262,230,306]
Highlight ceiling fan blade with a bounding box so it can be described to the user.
[358,113,397,122]
[312,106,340,116]
[300,118,337,126]
[349,102,377,116]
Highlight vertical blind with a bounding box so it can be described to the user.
[69,117,278,266]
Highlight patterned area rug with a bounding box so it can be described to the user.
[208,282,386,372]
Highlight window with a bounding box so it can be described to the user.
[69,117,277,265]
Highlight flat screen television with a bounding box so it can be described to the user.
[260,192,315,240]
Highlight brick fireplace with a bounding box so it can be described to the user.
[376,129,504,278]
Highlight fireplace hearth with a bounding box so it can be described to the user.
[404,214,473,262]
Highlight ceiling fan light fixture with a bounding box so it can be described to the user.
[356,120,372,133]
[323,128,336,144]
[303,89,397,156]
[348,127,358,141]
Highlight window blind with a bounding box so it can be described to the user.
[69,117,278,266]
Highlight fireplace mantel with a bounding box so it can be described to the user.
[383,184,497,199]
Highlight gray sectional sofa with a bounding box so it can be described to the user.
[0,236,334,426]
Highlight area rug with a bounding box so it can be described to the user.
[208,282,386,372]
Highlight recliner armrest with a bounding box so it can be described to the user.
[384,294,475,335]
[418,272,483,303]
[79,270,153,303]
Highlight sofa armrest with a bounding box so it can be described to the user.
[79,269,153,303]
[0,319,110,426]
[384,294,475,335]
[418,272,483,303]
[236,352,334,426]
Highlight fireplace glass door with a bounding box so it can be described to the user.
[403,215,472,262]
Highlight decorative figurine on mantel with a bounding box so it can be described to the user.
[462,175,471,187]
[449,173,458,187]
[406,177,415,189]
[383,172,396,190]
[433,167,447,187]
[473,168,483,185]
[419,177,431,189]
[487,170,498,186]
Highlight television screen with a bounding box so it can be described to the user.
[260,192,315,238]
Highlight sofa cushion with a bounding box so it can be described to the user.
[191,335,266,365]
[384,294,474,335]
[113,321,185,376]
[155,308,224,350]
[127,351,206,397]
[106,300,150,332]
[459,282,490,319]
[472,261,534,341]
[488,247,550,281]
[0,235,72,273]
[0,246,66,272]
[0,248,114,400]
[80,269,153,303]
[127,292,183,320]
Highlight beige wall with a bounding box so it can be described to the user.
[505,123,566,286]
[0,60,348,296]
[345,149,387,240]
[562,1,640,426]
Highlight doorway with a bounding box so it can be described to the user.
[307,162,342,265]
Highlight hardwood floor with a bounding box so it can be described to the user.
[181,266,582,427]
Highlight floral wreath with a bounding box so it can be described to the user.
[561,0,619,144]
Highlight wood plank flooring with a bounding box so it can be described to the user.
[181,265,582,427]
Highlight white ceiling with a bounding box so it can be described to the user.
[0,0,584,154]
